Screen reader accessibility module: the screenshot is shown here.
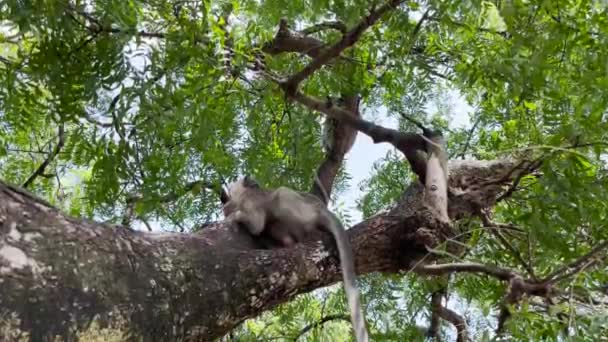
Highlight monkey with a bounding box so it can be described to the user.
[220,176,369,342]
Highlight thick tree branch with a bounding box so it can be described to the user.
[22,124,65,189]
[430,291,468,342]
[310,96,361,204]
[437,304,468,342]
[282,0,404,94]
[288,90,425,154]
[0,159,541,339]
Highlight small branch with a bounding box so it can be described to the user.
[121,196,136,228]
[160,180,221,203]
[66,5,187,41]
[282,0,403,94]
[480,211,536,279]
[542,240,608,285]
[454,116,481,159]
[413,262,515,281]
[408,8,431,51]
[128,180,220,207]
[431,16,510,38]
[282,89,435,184]
[300,21,348,35]
[480,157,542,202]
[140,216,153,232]
[83,114,113,128]
[292,314,350,341]
[218,4,235,77]
[22,124,66,189]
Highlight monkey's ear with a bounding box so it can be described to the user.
[242,176,260,188]
[220,188,229,204]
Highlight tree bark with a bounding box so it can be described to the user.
[0,159,529,340]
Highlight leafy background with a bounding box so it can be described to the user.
[1,0,607,340]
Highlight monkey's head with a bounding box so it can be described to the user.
[220,176,261,215]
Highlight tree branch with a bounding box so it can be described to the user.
[479,211,536,279]
[22,124,65,189]
[310,96,361,204]
[288,90,424,154]
[0,158,538,339]
[430,291,468,342]
[282,0,404,94]
[542,240,608,285]
[413,262,515,280]
[300,21,348,35]
[128,180,220,206]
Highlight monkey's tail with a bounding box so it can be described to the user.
[327,213,369,342]
[313,173,332,204]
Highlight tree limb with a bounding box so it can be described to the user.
[413,262,515,281]
[0,159,545,339]
[282,0,404,95]
[310,96,361,204]
[287,90,425,155]
[430,291,469,342]
[300,21,348,35]
[454,116,481,160]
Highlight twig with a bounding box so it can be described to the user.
[454,116,481,159]
[293,314,350,341]
[83,114,113,128]
[431,16,510,38]
[300,21,348,35]
[140,216,153,232]
[127,180,220,207]
[542,240,608,284]
[479,211,536,279]
[22,124,66,189]
[413,262,514,281]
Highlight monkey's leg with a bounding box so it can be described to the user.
[234,210,266,235]
[267,222,296,247]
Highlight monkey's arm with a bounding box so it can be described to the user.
[232,209,266,235]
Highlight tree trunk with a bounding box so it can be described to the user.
[0,159,526,341]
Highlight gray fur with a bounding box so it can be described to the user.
[221,178,369,342]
